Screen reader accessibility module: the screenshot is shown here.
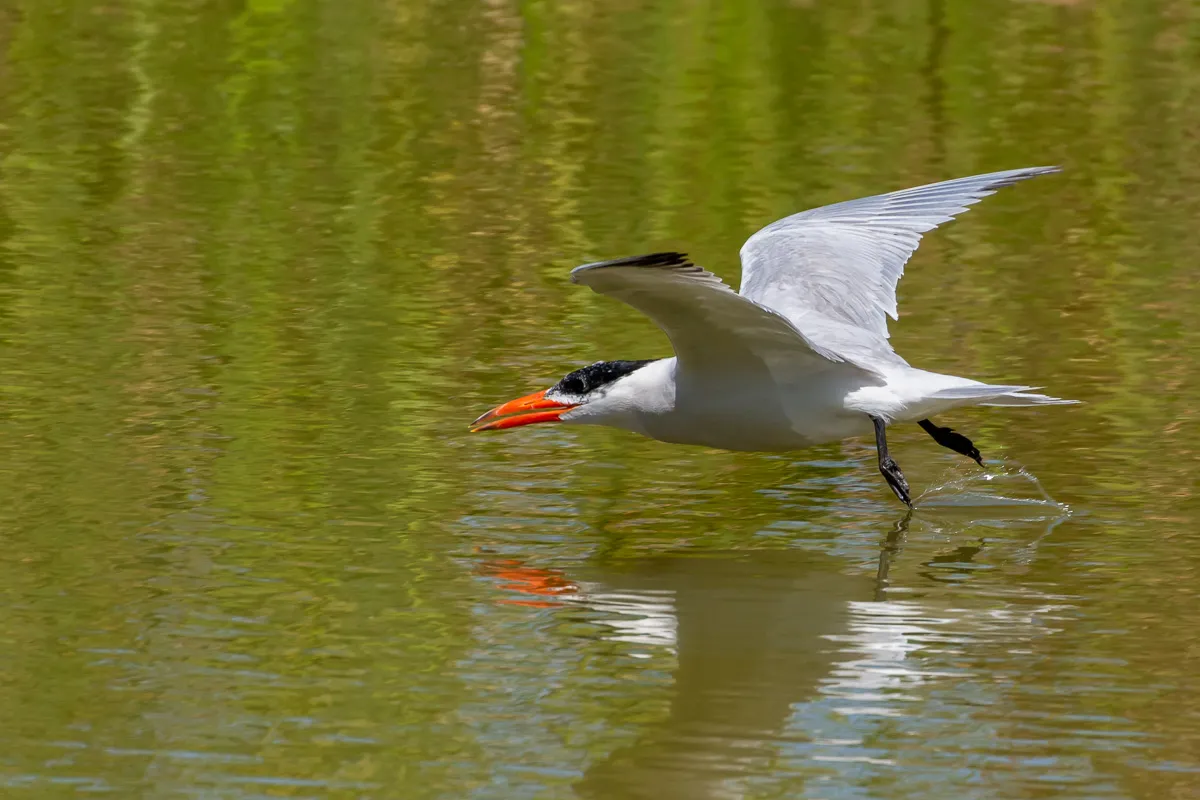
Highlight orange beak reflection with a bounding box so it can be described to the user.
[470,389,579,432]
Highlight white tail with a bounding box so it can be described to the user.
[979,391,1079,407]
[927,383,1078,407]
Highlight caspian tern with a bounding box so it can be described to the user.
[471,167,1076,507]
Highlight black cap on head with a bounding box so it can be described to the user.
[550,359,658,399]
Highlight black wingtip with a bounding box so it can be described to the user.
[569,251,694,283]
[579,252,691,270]
[986,165,1062,190]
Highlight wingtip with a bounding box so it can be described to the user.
[570,251,692,282]
[1028,165,1063,177]
[986,165,1062,187]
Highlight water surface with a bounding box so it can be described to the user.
[1,0,1199,798]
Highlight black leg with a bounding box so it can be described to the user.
[871,415,912,508]
[918,418,983,466]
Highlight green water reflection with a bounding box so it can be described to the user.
[1,0,1198,798]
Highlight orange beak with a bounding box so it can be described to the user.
[470,389,579,432]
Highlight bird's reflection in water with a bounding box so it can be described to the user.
[476,507,1067,800]
[569,547,872,800]
[479,533,899,799]
[873,511,911,600]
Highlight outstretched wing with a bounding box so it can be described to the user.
[739,167,1060,346]
[570,252,876,380]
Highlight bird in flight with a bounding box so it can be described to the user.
[471,167,1075,507]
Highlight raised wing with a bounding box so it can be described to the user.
[739,167,1060,344]
[570,252,874,379]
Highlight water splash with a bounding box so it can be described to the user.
[915,461,1071,516]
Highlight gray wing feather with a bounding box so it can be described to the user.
[570,253,867,376]
[738,167,1060,349]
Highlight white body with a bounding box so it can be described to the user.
[556,168,1075,451]
[563,356,1027,451]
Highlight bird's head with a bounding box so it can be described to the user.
[470,359,661,432]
